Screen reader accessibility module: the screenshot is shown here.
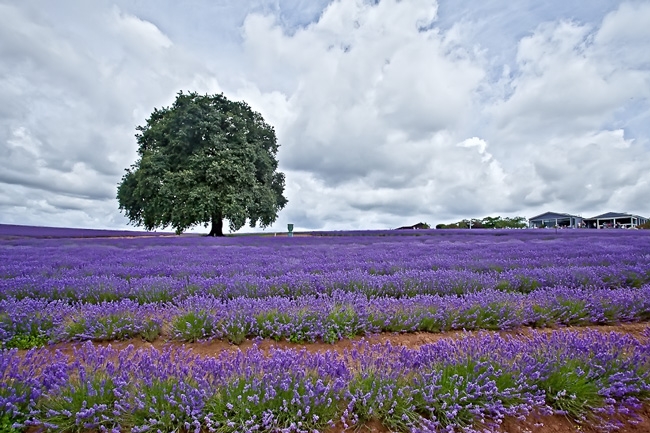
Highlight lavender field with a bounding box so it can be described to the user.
[2,227,650,432]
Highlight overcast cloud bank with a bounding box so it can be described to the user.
[1,0,648,232]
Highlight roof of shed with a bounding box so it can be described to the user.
[586,212,646,220]
[528,211,581,221]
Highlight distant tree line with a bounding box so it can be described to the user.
[436,216,527,229]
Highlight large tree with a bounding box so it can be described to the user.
[117,91,288,236]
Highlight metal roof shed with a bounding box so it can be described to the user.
[528,211,582,228]
[583,212,648,229]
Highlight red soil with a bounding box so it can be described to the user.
[47,322,650,358]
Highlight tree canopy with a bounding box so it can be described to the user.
[117,91,287,236]
[436,216,527,229]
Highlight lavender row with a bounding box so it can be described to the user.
[2,330,649,432]
[2,286,649,347]
[0,223,164,239]
[3,231,650,304]
[4,231,650,279]
[3,263,650,304]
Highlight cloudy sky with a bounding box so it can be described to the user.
[1,0,649,232]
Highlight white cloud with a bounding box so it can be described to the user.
[110,6,173,50]
[474,2,650,221]
[505,129,650,216]
[490,19,647,139]
[241,0,485,183]
[1,0,649,232]
[596,2,650,54]
[0,1,222,218]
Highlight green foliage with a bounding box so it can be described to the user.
[411,359,524,431]
[437,215,527,229]
[530,305,555,328]
[126,286,175,304]
[170,310,216,342]
[62,316,161,342]
[528,300,589,327]
[347,372,419,432]
[481,215,525,229]
[287,319,317,343]
[0,314,53,349]
[119,378,192,432]
[93,314,139,341]
[416,362,483,428]
[454,304,508,330]
[204,373,340,433]
[377,310,414,333]
[63,319,87,341]
[418,308,445,332]
[4,333,49,350]
[256,308,355,344]
[507,276,541,293]
[222,316,251,345]
[0,377,32,432]
[518,276,541,293]
[556,299,590,325]
[536,359,602,421]
[140,319,162,342]
[0,412,23,433]
[117,91,288,235]
[494,280,512,292]
[254,310,287,341]
[323,305,361,343]
[36,372,119,432]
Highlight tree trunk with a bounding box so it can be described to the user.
[208,213,224,237]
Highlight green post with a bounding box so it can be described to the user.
[287,223,294,237]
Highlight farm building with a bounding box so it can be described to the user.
[582,212,648,229]
[528,211,583,228]
[396,222,430,230]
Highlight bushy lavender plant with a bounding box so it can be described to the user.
[1,329,647,432]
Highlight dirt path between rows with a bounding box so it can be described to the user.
[46,322,650,358]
